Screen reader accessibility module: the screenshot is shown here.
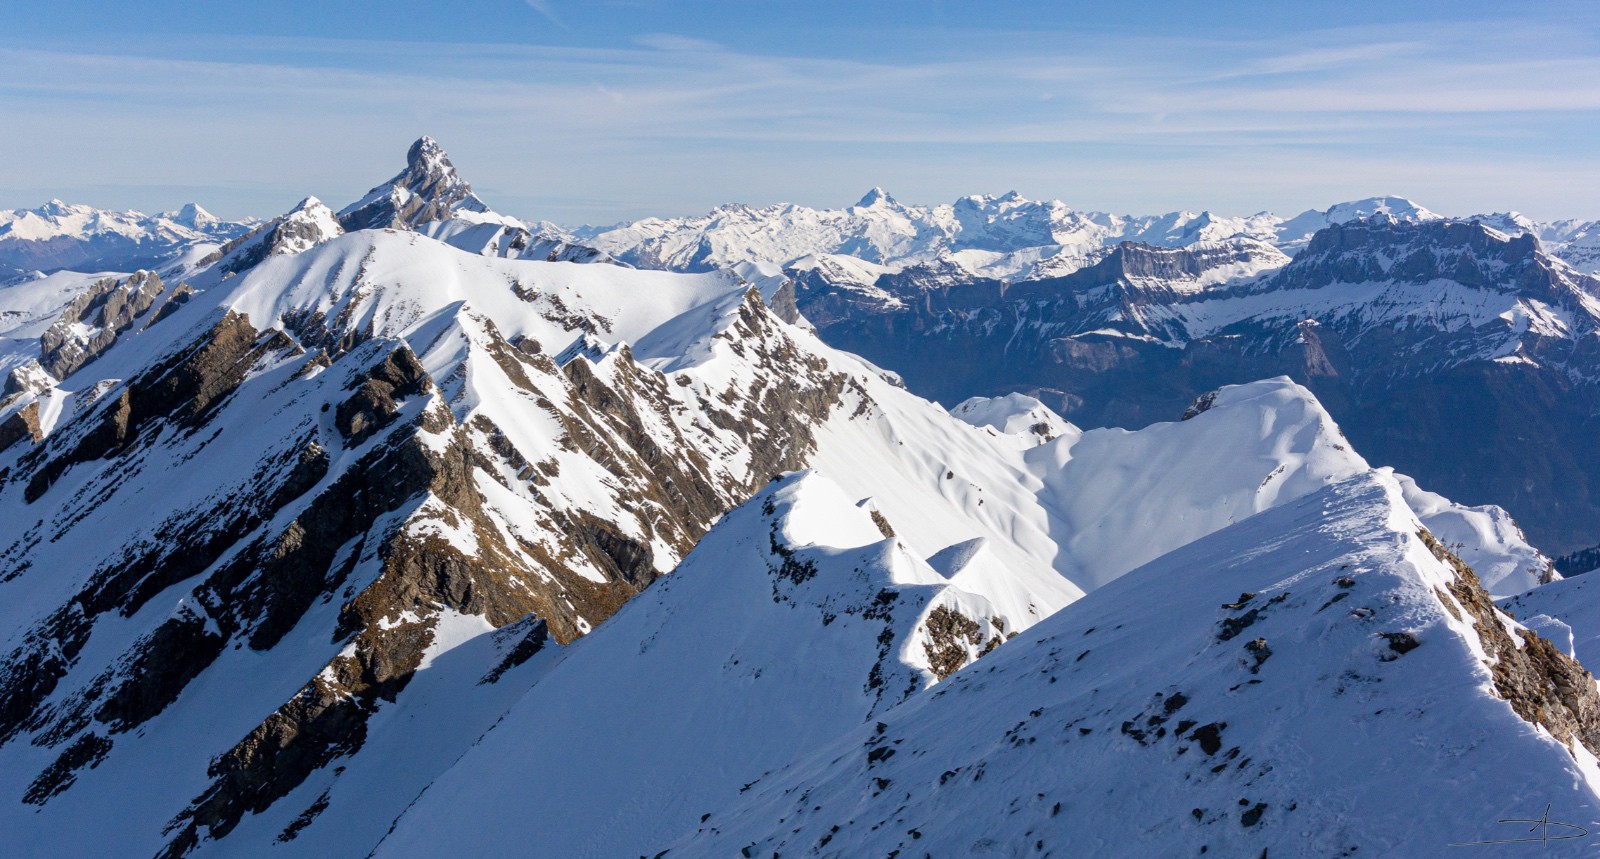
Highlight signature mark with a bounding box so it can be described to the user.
[1450,804,1590,846]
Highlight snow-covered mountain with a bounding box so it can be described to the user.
[0,140,620,435]
[574,189,1298,285]
[0,200,255,282]
[786,214,1600,556]
[573,189,1599,285]
[0,138,1585,858]
[655,471,1600,858]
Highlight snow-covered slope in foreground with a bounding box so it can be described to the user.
[658,471,1600,858]
[367,472,1014,859]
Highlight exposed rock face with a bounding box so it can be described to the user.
[337,137,489,232]
[0,401,42,450]
[921,604,1004,681]
[201,197,345,276]
[36,271,177,380]
[794,217,1600,553]
[1422,528,1600,757]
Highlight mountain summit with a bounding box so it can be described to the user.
[336,136,490,232]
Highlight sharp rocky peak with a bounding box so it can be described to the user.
[198,195,344,278]
[337,136,489,233]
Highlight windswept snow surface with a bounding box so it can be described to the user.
[1393,469,1553,596]
[370,376,1557,858]
[372,472,1014,859]
[951,392,1081,446]
[658,471,1600,859]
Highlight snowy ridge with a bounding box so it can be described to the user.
[576,189,1304,284]
[951,392,1079,446]
[782,209,1600,555]
[0,221,852,855]
[367,471,1018,859]
[578,189,1598,283]
[657,471,1600,858]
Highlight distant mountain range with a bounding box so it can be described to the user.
[566,188,1600,280]
[3,138,1598,857]
[0,200,256,282]
[556,192,1600,557]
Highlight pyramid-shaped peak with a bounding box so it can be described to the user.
[856,187,895,208]
[338,135,488,232]
[289,195,330,213]
[169,201,219,229]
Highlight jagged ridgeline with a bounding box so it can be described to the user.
[0,138,1594,858]
[0,139,867,855]
[575,194,1600,557]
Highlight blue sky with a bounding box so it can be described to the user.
[3,1,1598,224]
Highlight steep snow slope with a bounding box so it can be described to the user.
[1393,469,1552,596]
[661,471,1600,858]
[369,472,1015,859]
[0,138,1571,858]
[1500,576,1600,669]
[338,377,1541,858]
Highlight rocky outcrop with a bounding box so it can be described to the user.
[21,311,294,502]
[0,401,42,450]
[158,300,853,852]
[1423,528,1600,756]
[36,270,175,380]
[921,604,1004,681]
[0,193,887,859]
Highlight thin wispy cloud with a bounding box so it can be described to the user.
[523,0,566,28]
[1,14,1596,223]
